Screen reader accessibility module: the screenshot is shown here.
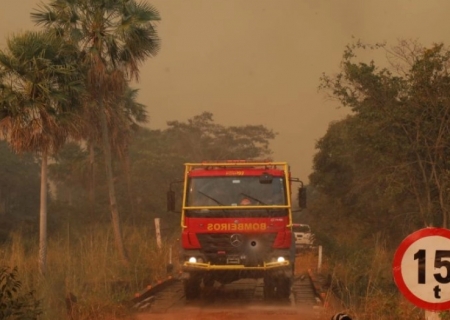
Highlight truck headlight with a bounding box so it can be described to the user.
[188,257,197,263]
[277,257,285,263]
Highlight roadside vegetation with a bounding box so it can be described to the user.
[308,39,450,319]
[1,227,177,319]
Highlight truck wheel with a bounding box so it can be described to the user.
[263,275,276,300]
[203,275,215,288]
[276,277,291,299]
[184,276,201,300]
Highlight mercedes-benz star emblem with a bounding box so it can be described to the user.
[230,234,243,247]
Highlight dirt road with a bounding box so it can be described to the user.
[134,252,339,320]
[135,306,325,320]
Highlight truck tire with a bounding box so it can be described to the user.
[276,277,291,299]
[263,275,276,300]
[203,274,215,288]
[184,276,201,300]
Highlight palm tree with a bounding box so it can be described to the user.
[113,86,148,222]
[48,142,90,206]
[31,0,161,263]
[0,30,84,275]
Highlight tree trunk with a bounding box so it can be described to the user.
[100,106,129,264]
[38,151,48,275]
[88,141,96,220]
[123,149,136,225]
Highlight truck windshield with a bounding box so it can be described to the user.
[186,176,286,207]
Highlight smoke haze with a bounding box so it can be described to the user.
[1,0,449,181]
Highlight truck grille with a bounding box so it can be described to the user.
[196,233,277,266]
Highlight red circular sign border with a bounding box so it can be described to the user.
[393,227,450,311]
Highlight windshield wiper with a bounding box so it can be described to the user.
[198,191,224,206]
[240,192,266,205]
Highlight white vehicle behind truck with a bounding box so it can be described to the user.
[293,223,315,252]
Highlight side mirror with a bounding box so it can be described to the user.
[167,180,184,212]
[167,190,175,212]
[298,186,307,209]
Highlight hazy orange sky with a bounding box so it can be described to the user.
[1,0,450,181]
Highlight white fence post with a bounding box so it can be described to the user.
[317,245,323,273]
[424,310,440,320]
[154,218,162,250]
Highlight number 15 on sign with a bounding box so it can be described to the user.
[393,228,450,311]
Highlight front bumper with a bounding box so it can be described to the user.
[183,259,290,271]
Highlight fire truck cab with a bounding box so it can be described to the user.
[167,160,306,300]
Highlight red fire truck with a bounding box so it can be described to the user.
[167,160,306,300]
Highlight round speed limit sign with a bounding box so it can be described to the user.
[393,227,450,311]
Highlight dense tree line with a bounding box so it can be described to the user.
[0,0,160,271]
[0,141,40,241]
[308,39,450,316]
[0,112,276,236]
[53,112,276,226]
[312,39,450,239]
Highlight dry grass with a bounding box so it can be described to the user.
[316,238,427,320]
[0,224,179,320]
[1,228,432,320]
[295,248,327,275]
[292,244,431,319]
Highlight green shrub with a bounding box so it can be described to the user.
[0,266,42,319]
